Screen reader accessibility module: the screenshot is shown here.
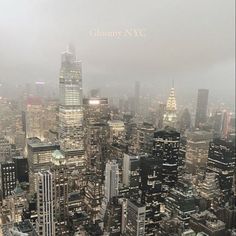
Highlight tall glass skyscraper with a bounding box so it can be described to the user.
[59,45,85,167]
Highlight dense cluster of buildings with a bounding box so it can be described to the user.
[0,47,235,236]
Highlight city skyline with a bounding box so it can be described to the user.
[0,0,234,105]
[0,1,235,236]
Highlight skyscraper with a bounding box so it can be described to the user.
[207,138,235,198]
[139,154,162,235]
[83,97,109,174]
[25,96,44,140]
[0,162,16,198]
[51,150,69,235]
[153,126,180,189]
[99,160,119,221]
[104,160,119,201]
[122,154,140,200]
[195,89,209,128]
[36,171,55,236]
[26,137,60,193]
[163,87,177,128]
[59,45,85,168]
[125,200,146,236]
[137,122,155,155]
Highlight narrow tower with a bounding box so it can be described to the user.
[59,45,85,170]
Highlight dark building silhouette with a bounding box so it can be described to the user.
[153,127,180,189]
[179,108,191,134]
[207,138,235,199]
[12,156,29,183]
[1,162,16,198]
[195,89,209,128]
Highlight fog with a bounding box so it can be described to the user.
[0,0,235,104]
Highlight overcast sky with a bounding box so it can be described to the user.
[0,0,235,105]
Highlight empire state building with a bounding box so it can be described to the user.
[59,45,85,168]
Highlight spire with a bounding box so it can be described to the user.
[166,87,177,111]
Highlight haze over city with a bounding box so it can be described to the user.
[0,1,235,236]
[0,0,235,106]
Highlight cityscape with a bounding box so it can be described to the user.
[0,1,235,236]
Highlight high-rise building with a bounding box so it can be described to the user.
[125,199,146,236]
[85,175,103,220]
[27,137,60,193]
[185,130,212,174]
[195,89,209,128]
[85,123,109,177]
[178,108,191,134]
[165,180,196,227]
[104,160,119,201]
[99,160,120,221]
[36,171,55,236]
[25,96,44,140]
[59,45,85,168]
[0,162,16,198]
[153,126,180,189]
[163,87,177,128]
[51,150,69,235]
[12,156,29,183]
[83,97,109,124]
[212,110,230,138]
[139,154,162,235]
[83,97,109,175]
[207,138,235,199]
[108,120,125,144]
[0,137,11,163]
[104,197,122,235]
[137,122,155,155]
[122,154,140,200]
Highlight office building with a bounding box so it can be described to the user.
[36,171,55,236]
[139,154,162,235]
[125,200,145,236]
[104,160,119,201]
[165,181,196,227]
[84,175,103,220]
[104,197,122,236]
[12,156,29,183]
[26,137,60,193]
[178,108,191,134]
[25,96,44,140]
[0,162,16,198]
[0,137,11,163]
[212,110,230,138]
[108,120,125,144]
[207,138,235,198]
[195,89,209,128]
[51,150,69,235]
[122,154,140,200]
[153,127,180,189]
[137,122,155,155]
[83,97,109,124]
[185,130,212,174]
[59,45,85,168]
